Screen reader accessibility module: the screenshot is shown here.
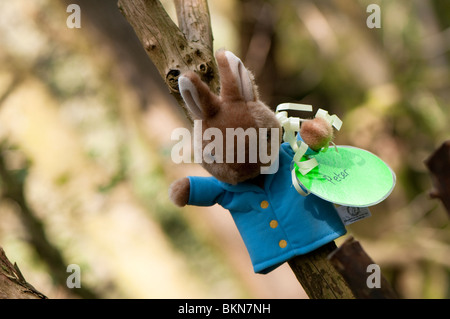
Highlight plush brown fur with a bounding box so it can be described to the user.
[177,50,281,186]
[169,177,190,207]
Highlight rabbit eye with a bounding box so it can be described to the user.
[203,151,215,163]
[207,150,216,162]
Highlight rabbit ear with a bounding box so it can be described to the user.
[179,75,203,119]
[179,72,219,119]
[216,50,256,102]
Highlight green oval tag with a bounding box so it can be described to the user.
[294,146,396,207]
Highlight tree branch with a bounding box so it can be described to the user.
[288,242,355,299]
[328,237,398,299]
[117,0,219,120]
[0,247,47,299]
[174,0,214,50]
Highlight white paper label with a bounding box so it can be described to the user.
[336,206,371,225]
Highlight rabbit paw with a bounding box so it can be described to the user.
[168,177,190,207]
[300,117,334,151]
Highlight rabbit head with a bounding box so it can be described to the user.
[178,50,282,184]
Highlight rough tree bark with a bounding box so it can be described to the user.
[328,237,398,299]
[118,0,360,299]
[0,247,47,299]
[288,242,355,299]
[118,0,219,122]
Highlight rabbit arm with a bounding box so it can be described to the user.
[169,176,225,207]
[186,176,225,207]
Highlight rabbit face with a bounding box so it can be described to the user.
[179,50,282,184]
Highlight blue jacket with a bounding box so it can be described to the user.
[187,142,346,274]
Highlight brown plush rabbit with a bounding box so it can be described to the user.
[169,50,345,274]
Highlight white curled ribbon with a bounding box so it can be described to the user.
[315,108,343,131]
[275,103,342,196]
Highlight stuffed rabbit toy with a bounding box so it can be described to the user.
[169,50,346,274]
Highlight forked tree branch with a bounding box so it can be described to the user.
[118,0,219,120]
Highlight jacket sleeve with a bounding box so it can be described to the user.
[187,176,226,207]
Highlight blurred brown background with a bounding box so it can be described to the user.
[0,0,449,298]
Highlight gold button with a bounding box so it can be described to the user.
[279,240,287,248]
[260,200,269,209]
[269,220,278,228]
